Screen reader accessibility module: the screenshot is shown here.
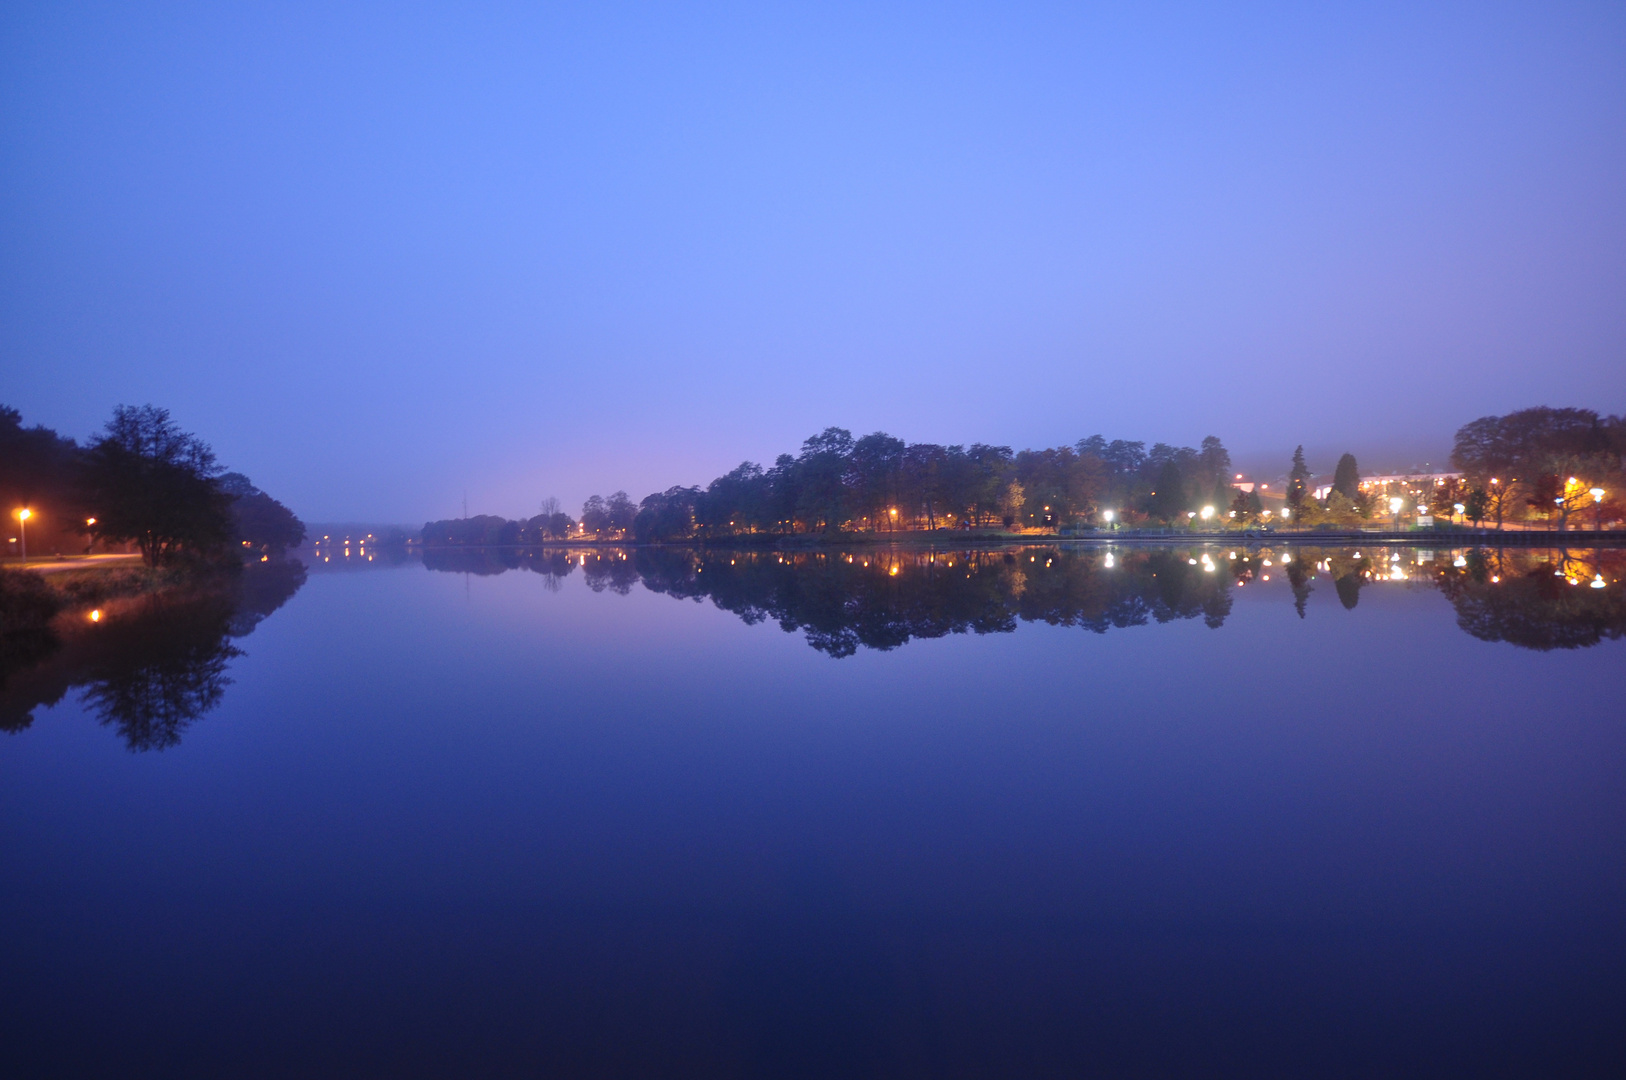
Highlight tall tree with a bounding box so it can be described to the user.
[1287,446,1311,509]
[80,406,233,565]
[1332,453,1360,499]
[1147,460,1187,522]
[0,405,88,555]
[1196,436,1232,490]
[794,428,854,532]
[848,432,906,529]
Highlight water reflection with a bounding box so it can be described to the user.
[405,543,1626,655]
[0,558,306,747]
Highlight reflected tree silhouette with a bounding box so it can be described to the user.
[627,546,1234,656]
[1436,548,1626,651]
[80,605,242,751]
[408,541,1625,657]
[0,558,306,747]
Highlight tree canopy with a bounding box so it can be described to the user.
[80,406,235,565]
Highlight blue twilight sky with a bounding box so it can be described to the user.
[3,2,1624,523]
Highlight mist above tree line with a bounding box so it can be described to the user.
[425,406,1625,545]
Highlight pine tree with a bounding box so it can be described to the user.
[1288,446,1311,508]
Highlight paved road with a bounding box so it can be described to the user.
[5,553,144,575]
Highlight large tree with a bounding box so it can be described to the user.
[219,473,306,554]
[1146,460,1188,523]
[80,406,233,565]
[1287,446,1311,509]
[0,405,88,555]
[1451,406,1622,529]
[1332,453,1360,499]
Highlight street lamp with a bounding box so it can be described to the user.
[15,507,30,561]
[1389,496,1403,532]
[1200,505,1215,528]
[1102,510,1115,532]
[1592,487,1606,531]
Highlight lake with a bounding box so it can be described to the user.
[2,542,1623,1077]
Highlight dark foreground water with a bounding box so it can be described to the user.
[2,543,1623,1078]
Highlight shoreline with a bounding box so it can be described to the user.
[395,528,1626,552]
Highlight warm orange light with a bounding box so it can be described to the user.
[86,517,96,526]
[89,609,102,622]
[16,508,30,522]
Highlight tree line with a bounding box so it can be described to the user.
[1449,406,1624,529]
[425,430,1256,545]
[1,404,305,564]
[419,407,1623,546]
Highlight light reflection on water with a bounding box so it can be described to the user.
[1,543,1623,1075]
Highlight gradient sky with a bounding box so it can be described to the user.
[4,2,1624,522]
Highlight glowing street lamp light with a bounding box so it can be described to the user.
[1389,496,1403,532]
[15,507,30,561]
[1200,505,1215,522]
[1591,487,1606,531]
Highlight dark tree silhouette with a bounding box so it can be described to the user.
[80,406,233,566]
[1288,446,1311,509]
[1147,461,1187,522]
[1332,454,1360,499]
[220,473,306,553]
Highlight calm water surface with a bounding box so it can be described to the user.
[2,544,1623,1078]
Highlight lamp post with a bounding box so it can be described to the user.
[15,507,31,561]
[1389,496,1403,533]
[1593,488,1606,532]
[1102,510,1115,532]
